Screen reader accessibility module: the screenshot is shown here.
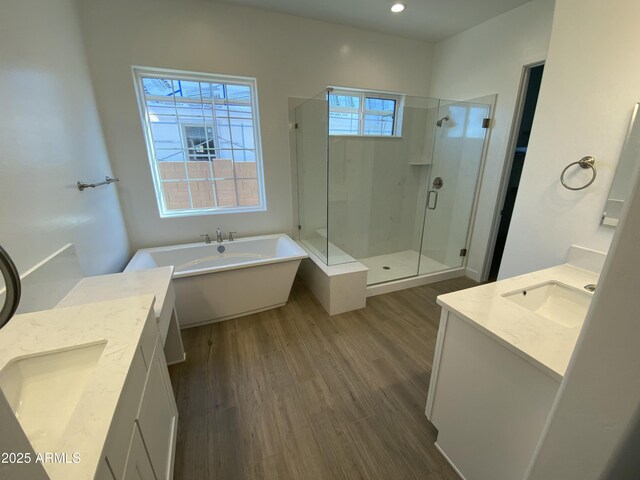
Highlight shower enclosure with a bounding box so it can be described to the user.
[295,89,491,286]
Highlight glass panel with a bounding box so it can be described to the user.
[189,180,214,208]
[365,97,395,112]
[328,95,440,278]
[236,178,260,206]
[296,91,329,264]
[183,125,216,161]
[186,160,212,179]
[147,99,175,116]
[161,181,190,211]
[364,97,395,135]
[175,81,202,99]
[215,119,233,150]
[214,179,237,207]
[212,159,234,178]
[329,112,359,135]
[230,119,254,149]
[158,161,186,180]
[329,92,360,136]
[142,78,175,97]
[226,84,251,102]
[156,150,185,163]
[329,94,360,109]
[418,100,491,275]
[363,114,394,135]
[235,161,257,178]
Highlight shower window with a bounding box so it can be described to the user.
[328,88,403,137]
[133,66,266,217]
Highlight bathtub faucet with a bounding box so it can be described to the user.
[216,227,224,244]
[200,233,211,244]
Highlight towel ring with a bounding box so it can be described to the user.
[560,156,597,191]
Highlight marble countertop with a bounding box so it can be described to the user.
[437,264,599,382]
[0,295,156,480]
[56,266,174,320]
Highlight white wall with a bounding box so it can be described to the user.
[77,0,435,252]
[500,0,640,278]
[0,1,129,279]
[525,102,640,480]
[428,0,556,280]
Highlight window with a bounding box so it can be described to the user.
[328,88,403,137]
[133,67,266,217]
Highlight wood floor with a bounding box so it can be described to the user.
[168,276,477,480]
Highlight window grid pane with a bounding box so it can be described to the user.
[137,69,264,215]
[328,90,401,137]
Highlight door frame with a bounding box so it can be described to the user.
[480,60,545,282]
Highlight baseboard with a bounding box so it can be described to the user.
[366,268,465,297]
[434,442,465,480]
[464,267,482,282]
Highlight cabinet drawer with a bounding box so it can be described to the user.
[103,348,147,479]
[123,423,156,480]
[95,457,115,480]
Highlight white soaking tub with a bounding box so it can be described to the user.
[125,234,307,327]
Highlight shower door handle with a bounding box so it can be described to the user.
[427,189,439,210]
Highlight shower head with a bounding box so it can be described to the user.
[436,115,450,127]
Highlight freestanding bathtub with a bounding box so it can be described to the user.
[125,234,308,327]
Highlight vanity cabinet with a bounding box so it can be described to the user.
[123,425,156,480]
[136,338,178,479]
[426,309,560,480]
[102,317,178,480]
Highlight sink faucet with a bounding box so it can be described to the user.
[216,227,224,244]
[200,233,211,244]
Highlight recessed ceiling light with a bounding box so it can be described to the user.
[390,2,406,13]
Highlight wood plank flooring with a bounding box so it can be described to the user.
[168,276,477,480]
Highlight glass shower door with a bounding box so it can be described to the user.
[327,95,440,283]
[418,100,491,275]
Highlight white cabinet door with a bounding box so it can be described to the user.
[137,340,178,480]
[123,425,156,480]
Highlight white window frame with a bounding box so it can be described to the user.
[328,87,405,137]
[132,66,267,218]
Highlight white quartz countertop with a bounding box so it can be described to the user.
[0,295,156,480]
[56,266,174,319]
[437,264,599,381]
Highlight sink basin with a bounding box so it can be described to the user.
[503,281,592,328]
[0,342,106,452]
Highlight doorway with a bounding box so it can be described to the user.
[488,63,544,281]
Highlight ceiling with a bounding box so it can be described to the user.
[216,0,532,41]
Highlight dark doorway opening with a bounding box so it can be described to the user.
[488,64,544,281]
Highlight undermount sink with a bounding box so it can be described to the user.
[503,281,592,328]
[0,341,106,452]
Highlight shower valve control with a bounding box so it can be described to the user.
[433,177,444,189]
